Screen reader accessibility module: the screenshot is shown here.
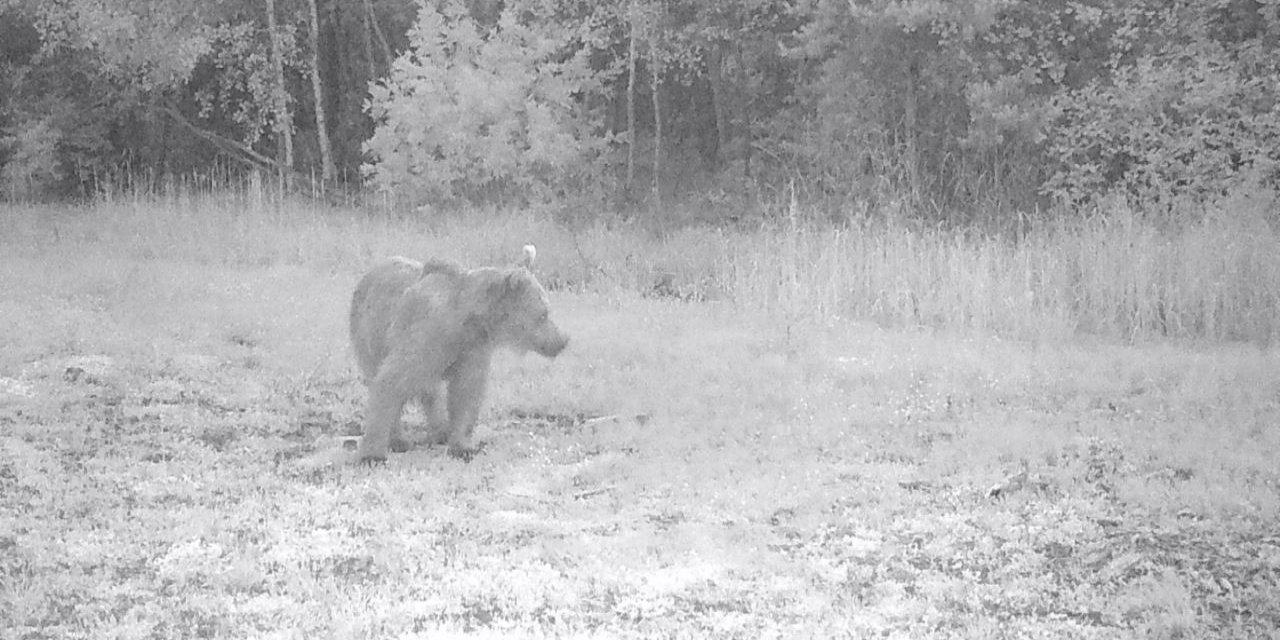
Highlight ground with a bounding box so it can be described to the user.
[1,206,1279,639]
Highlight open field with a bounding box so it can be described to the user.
[2,199,1280,638]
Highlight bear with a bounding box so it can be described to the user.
[348,255,464,451]
[348,246,568,462]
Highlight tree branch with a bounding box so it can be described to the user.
[160,105,280,170]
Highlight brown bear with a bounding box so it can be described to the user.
[348,247,568,462]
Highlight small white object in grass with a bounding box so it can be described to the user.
[294,436,361,469]
[522,244,537,268]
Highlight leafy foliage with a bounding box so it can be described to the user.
[189,22,303,148]
[2,0,1280,222]
[0,118,61,200]
[364,1,608,205]
[774,0,1280,217]
[1044,1,1280,210]
[32,0,213,91]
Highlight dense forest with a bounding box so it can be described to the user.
[1,0,1278,225]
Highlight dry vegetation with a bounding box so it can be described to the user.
[2,193,1279,638]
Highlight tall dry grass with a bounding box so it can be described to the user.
[728,192,1280,344]
[3,181,1276,345]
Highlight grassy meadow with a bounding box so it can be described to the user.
[2,193,1279,638]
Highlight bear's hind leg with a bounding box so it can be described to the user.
[445,354,491,461]
[358,362,424,463]
[418,385,450,446]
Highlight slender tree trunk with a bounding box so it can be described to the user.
[363,0,394,70]
[361,0,377,81]
[265,0,294,189]
[649,34,662,209]
[329,0,347,177]
[706,42,727,168]
[625,0,638,195]
[306,0,337,185]
[733,44,751,179]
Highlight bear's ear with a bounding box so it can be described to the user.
[481,270,524,308]
[520,244,537,270]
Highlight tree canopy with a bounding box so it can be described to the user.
[1,0,1276,222]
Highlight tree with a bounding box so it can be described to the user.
[1040,0,1280,210]
[363,1,609,205]
[305,0,337,184]
[265,0,295,186]
[626,0,639,194]
[647,4,664,208]
[0,0,215,195]
[784,0,998,214]
[3,0,1276,216]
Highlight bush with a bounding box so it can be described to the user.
[1,118,62,201]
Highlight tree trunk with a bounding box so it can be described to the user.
[733,44,751,179]
[625,1,638,195]
[706,42,727,168]
[361,0,377,81]
[363,0,394,70]
[649,34,662,209]
[306,0,337,185]
[265,0,294,189]
[329,0,348,175]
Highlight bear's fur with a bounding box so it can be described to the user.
[349,249,567,462]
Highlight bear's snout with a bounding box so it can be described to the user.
[536,325,569,358]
